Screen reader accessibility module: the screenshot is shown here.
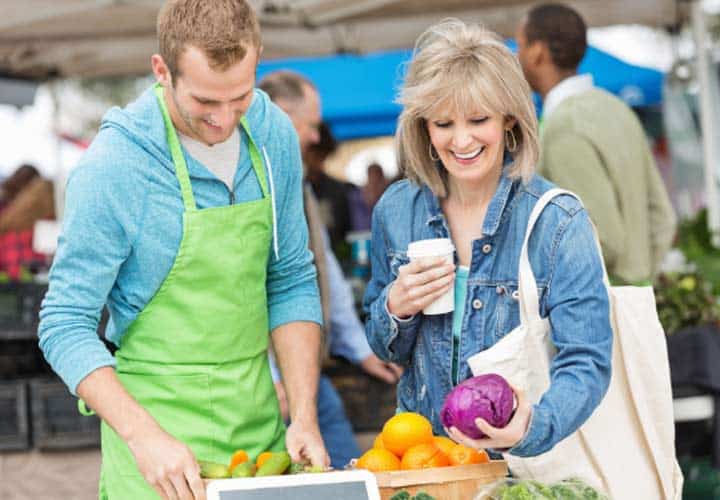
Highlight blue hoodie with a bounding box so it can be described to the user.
[38,86,322,394]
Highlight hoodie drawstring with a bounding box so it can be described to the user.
[262,146,280,262]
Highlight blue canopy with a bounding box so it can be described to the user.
[257,44,664,141]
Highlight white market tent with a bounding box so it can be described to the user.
[0,0,679,79]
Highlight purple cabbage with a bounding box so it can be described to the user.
[440,373,515,439]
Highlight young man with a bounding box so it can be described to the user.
[259,70,402,468]
[38,1,328,498]
[515,3,676,284]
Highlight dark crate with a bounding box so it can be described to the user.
[0,380,30,451]
[0,283,48,340]
[30,377,100,450]
[0,339,52,379]
[324,358,396,432]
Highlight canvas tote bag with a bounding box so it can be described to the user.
[467,188,683,500]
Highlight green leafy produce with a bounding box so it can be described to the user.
[654,271,720,335]
[388,491,435,500]
[485,478,606,500]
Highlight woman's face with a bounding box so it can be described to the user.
[426,108,510,187]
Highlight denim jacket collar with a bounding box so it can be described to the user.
[421,157,516,237]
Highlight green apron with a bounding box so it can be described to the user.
[98,85,285,498]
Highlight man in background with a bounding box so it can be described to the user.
[516,3,676,284]
[260,70,402,468]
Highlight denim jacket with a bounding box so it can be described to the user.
[363,170,612,457]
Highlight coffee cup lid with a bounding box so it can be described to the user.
[407,238,455,258]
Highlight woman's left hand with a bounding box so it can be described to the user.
[446,386,532,451]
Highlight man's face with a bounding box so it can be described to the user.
[282,85,322,157]
[515,22,538,91]
[160,45,259,145]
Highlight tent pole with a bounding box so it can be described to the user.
[691,0,720,247]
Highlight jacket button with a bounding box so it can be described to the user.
[482,244,492,254]
[472,299,484,310]
[496,286,504,295]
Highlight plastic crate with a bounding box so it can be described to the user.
[0,283,47,340]
[324,358,397,431]
[0,380,30,451]
[0,339,52,379]
[30,377,100,450]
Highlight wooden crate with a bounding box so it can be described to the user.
[374,461,507,500]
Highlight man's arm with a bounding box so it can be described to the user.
[39,137,205,500]
[77,368,205,499]
[271,321,329,466]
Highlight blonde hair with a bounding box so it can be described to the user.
[157,0,261,78]
[397,19,538,197]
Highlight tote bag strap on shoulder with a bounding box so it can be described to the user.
[518,188,610,326]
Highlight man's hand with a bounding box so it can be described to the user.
[359,354,403,384]
[285,419,330,468]
[127,422,206,500]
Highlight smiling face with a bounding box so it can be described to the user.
[153,44,259,145]
[426,106,512,188]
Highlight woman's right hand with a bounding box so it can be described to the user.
[387,257,455,319]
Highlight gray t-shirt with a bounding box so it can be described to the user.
[179,128,240,190]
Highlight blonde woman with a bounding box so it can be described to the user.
[363,19,612,457]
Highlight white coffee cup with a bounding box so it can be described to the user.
[406,238,455,315]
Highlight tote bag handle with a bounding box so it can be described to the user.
[517,188,611,326]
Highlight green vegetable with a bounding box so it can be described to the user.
[198,460,230,479]
[231,461,256,478]
[255,451,291,476]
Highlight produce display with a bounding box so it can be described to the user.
[355,412,489,472]
[199,450,325,479]
[476,478,607,500]
[440,373,515,439]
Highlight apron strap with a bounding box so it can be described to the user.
[154,84,197,212]
[154,84,271,211]
[239,117,270,199]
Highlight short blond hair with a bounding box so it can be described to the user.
[157,0,261,77]
[397,19,538,197]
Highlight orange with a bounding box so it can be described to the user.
[447,444,489,465]
[373,433,385,450]
[356,448,401,472]
[432,436,457,457]
[256,451,274,468]
[229,449,249,471]
[400,443,450,470]
[381,412,434,457]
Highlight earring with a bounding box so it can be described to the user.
[505,128,518,152]
[429,143,440,161]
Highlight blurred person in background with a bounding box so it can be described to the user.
[303,121,355,253]
[260,70,402,469]
[0,164,51,281]
[515,3,676,284]
[39,1,328,498]
[347,162,394,232]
